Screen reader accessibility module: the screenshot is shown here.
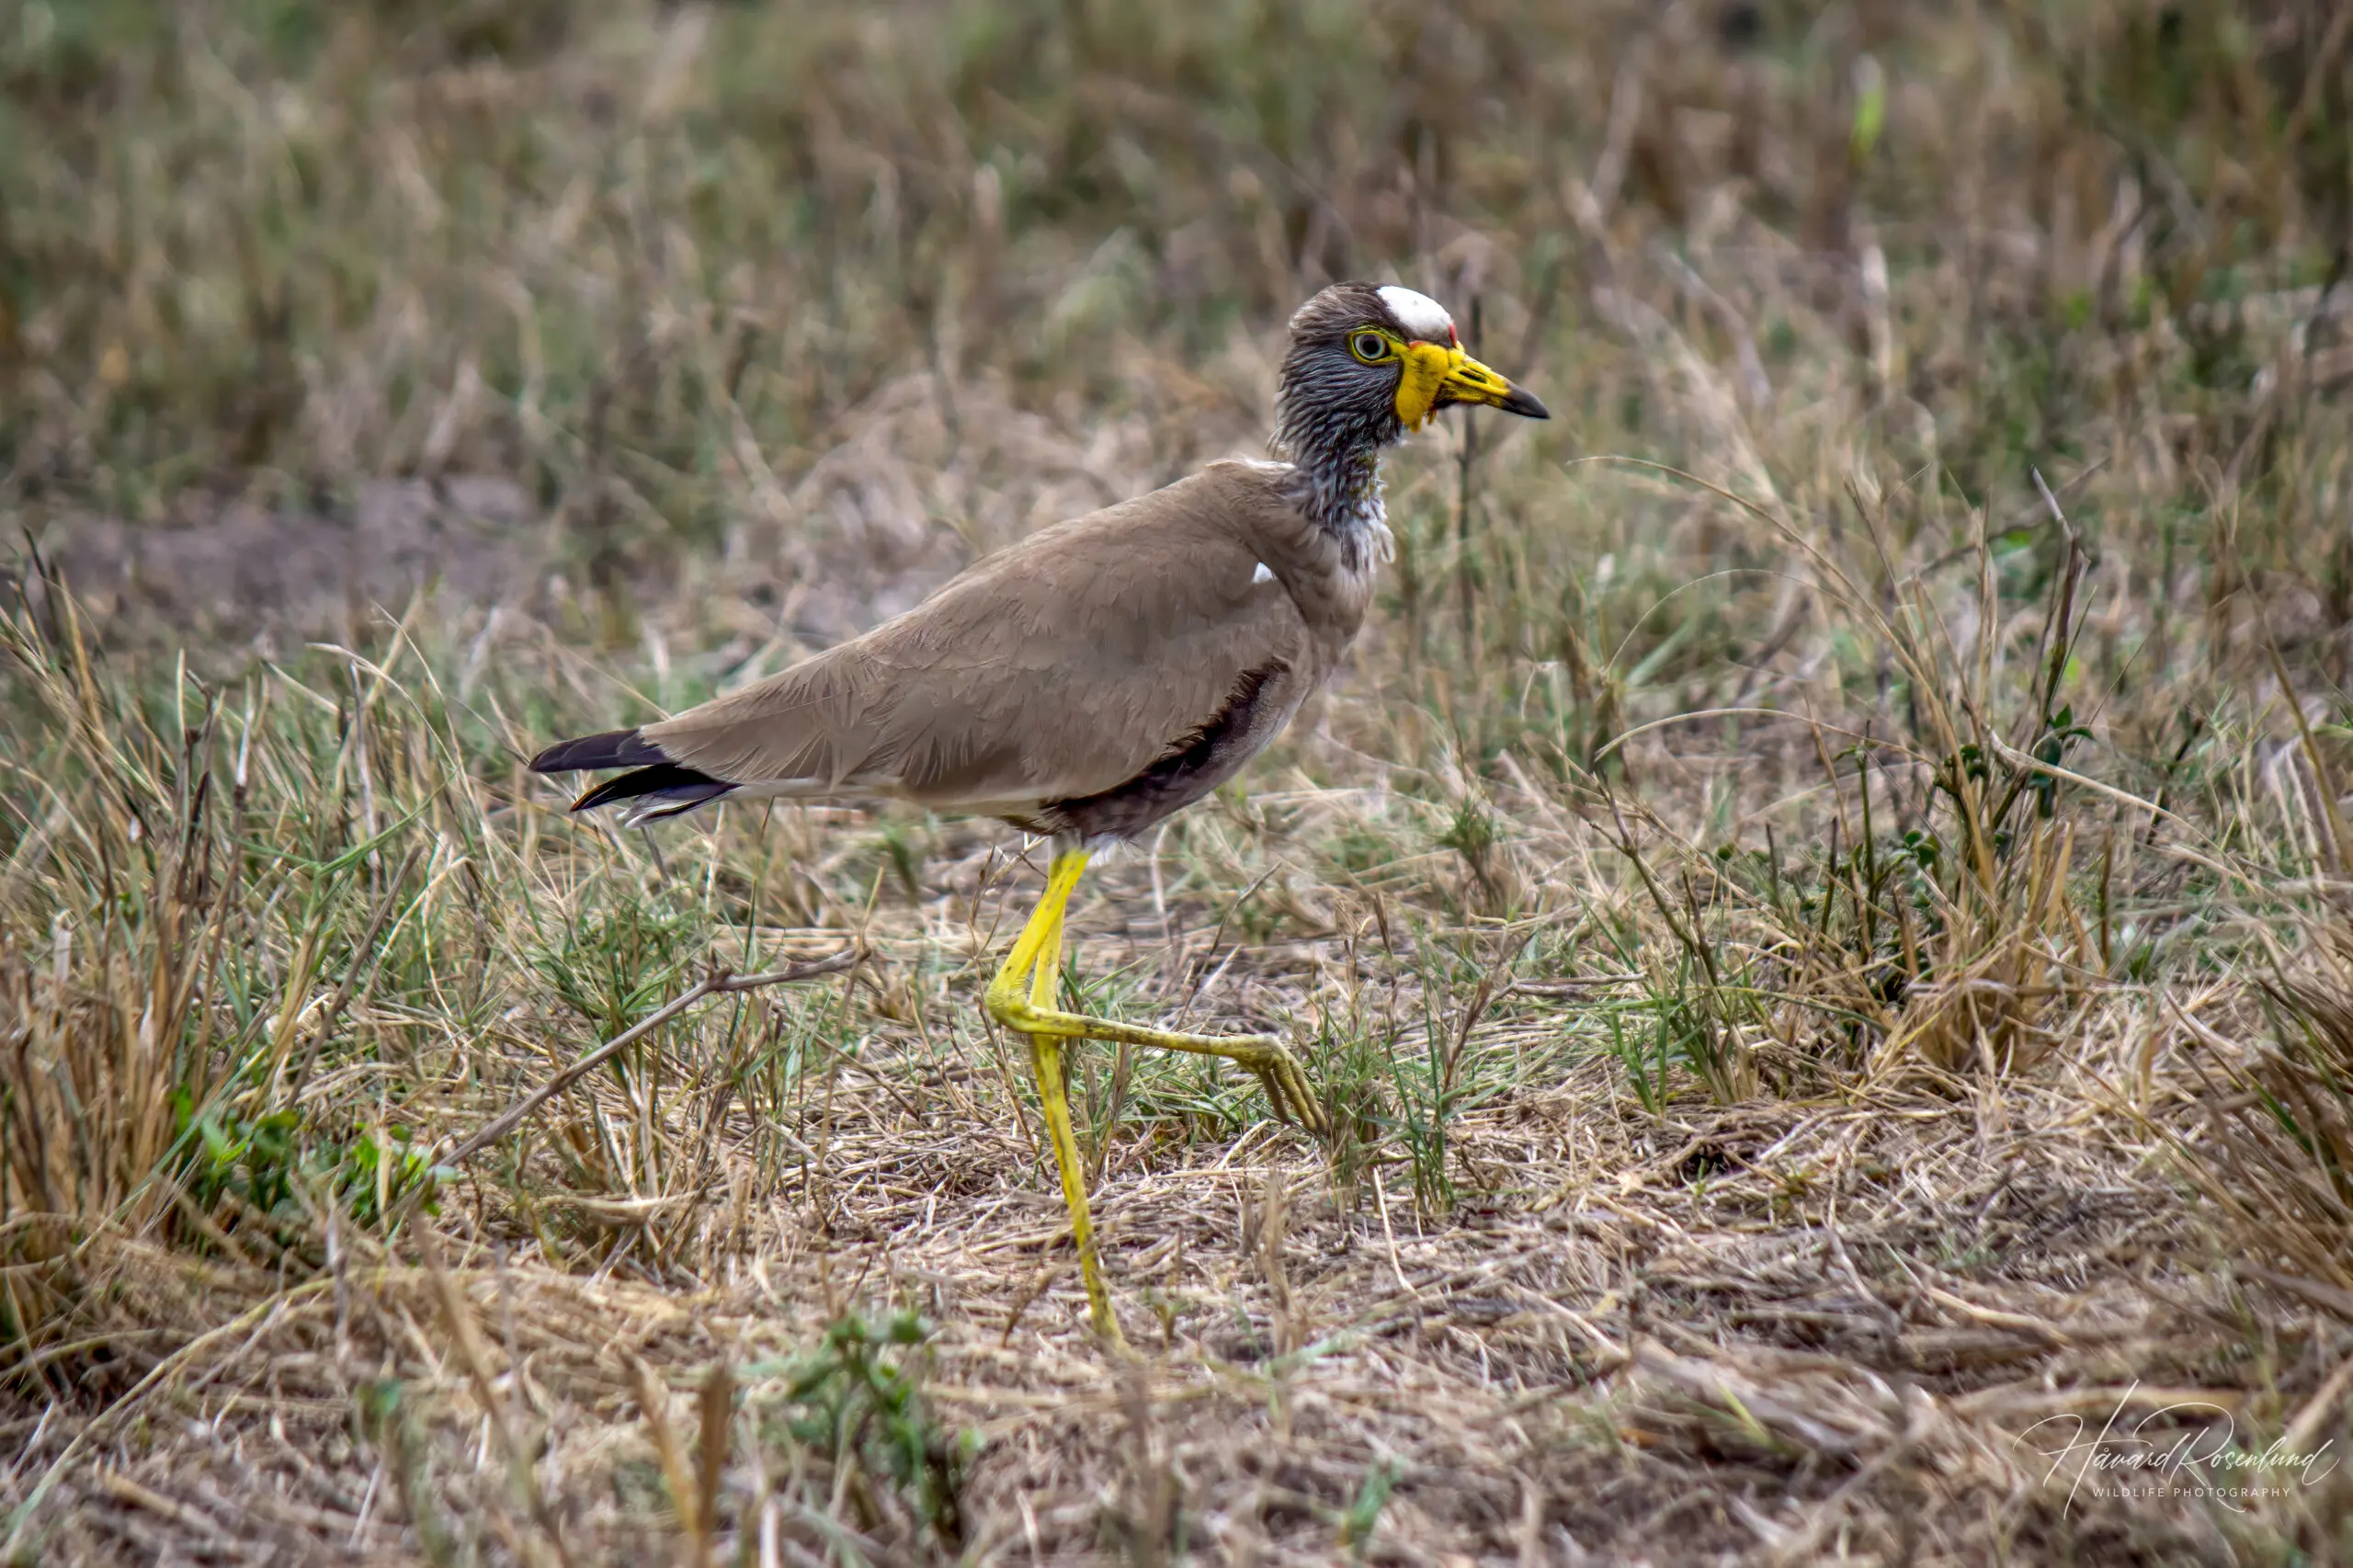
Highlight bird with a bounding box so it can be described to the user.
[531,281,1547,1340]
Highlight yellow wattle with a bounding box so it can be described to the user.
[1393,341,1456,430]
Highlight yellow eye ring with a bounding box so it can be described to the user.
[1348,330,1393,364]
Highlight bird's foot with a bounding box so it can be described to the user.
[1203,1033,1327,1137]
[983,989,1327,1135]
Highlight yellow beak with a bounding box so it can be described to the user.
[1395,341,1551,430]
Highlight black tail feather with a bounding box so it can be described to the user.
[569,764,734,818]
[531,729,733,821]
[529,728,669,774]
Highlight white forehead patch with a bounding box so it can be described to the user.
[1377,285,1454,341]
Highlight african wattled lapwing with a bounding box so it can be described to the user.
[533,282,1547,1339]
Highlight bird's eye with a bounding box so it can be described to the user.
[1349,331,1392,363]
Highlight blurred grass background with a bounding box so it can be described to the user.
[6,1,2341,539]
[6,0,2350,717]
[5,1,2353,1562]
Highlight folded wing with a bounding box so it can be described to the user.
[640,465,1312,814]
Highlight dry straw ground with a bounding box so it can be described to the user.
[5,1,2353,1562]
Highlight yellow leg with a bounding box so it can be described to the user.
[985,846,1326,1343]
[1022,886,1120,1340]
[984,848,1325,1127]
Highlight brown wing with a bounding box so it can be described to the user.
[642,464,1313,811]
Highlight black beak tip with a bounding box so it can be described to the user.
[1500,386,1551,420]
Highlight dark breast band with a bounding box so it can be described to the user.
[1021,661,1293,842]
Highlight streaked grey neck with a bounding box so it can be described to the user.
[1275,426,1391,568]
[1298,447,1383,529]
[1272,347,1404,565]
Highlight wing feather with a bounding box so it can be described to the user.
[642,463,1311,810]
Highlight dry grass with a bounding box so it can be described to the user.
[6,0,2353,1562]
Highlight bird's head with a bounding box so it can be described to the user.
[1275,281,1548,465]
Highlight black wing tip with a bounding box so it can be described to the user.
[568,763,733,816]
[532,730,734,822]
[529,728,668,775]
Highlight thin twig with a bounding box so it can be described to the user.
[436,949,861,1176]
